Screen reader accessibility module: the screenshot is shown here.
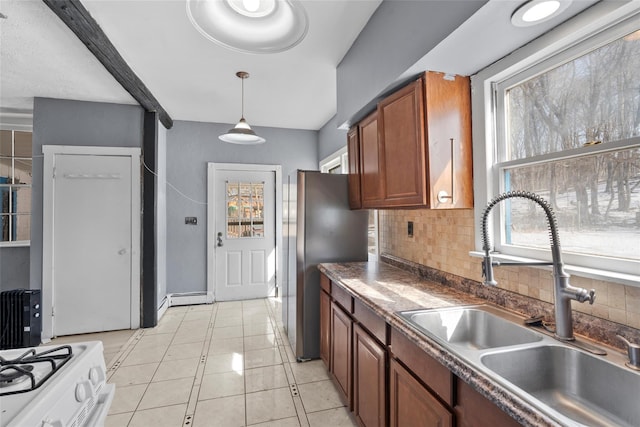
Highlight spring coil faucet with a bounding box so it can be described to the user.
[480,191,595,341]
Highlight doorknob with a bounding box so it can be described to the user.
[118,248,127,255]
[217,232,223,247]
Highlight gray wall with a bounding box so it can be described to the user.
[318,115,347,161]
[31,98,144,291]
[166,120,318,294]
[336,0,486,128]
[0,246,30,291]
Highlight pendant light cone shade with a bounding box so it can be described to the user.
[219,72,266,145]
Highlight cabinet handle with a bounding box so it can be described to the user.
[437,138,455,205]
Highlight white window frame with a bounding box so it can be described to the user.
[0,128,32,247]
[471,3,640,286]
[320,146,348,173]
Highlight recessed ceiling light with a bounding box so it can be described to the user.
[186,0,308,54]
[511,0,572,27]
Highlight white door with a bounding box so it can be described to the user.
[49,152,136,336]
[213,168,276,301]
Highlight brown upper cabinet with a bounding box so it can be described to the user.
[347,71,473,209]
[347,126,362,209]
[358,111,384,208]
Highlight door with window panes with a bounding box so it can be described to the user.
[215,169,275,300]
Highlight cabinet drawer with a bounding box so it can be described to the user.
[354,299,387,344]
[320,273,331,294]
[454,377,520,427]
[390,327,453,406]
[332,284,353,313]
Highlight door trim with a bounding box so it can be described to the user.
[207,163,282,302]
[42,145,141,340]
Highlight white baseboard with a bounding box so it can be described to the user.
[157,296,169,321]
[168,292,214,307]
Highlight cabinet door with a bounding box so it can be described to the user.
[347,127,362,209]
[331,301,352,407]
[389,358,453,427]
[378,78,426,207]
[359,111,384,208]
[353,324,386,427]
[424,71,473,209]
[320,289,331,368]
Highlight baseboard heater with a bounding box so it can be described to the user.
[0,289,42,349]
[169,291,213,307]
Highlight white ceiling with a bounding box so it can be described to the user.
[0,0,381,130]
[0,0,607,131]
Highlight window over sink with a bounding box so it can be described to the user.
[473,7,640,282]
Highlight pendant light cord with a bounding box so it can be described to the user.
[241,75,245,119]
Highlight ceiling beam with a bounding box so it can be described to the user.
[42,0,173,129]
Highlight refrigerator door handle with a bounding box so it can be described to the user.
[217,232,223,247]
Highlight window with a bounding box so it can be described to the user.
[226,181,264,238]
[475,12,640,280]
[319,146,348,174]
[0,130,32,245]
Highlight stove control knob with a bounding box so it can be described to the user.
[75,380,93,402]
[89,367,105,386]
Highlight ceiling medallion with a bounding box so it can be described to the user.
[186,0,309,54]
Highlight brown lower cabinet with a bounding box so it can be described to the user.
[389,358,453,427]
[320,288,331,367]
[320,273,521,427]
[454,377,520,427]
[353,324,386,427]
[330,300,352,407]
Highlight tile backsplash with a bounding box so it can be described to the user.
[379,209,640,330]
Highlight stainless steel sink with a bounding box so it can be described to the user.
[398,306,543,350]
[397,305,640,426]
[481,345,640,427]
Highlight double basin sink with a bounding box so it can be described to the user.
[397,305,639,427]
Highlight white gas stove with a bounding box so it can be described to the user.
[0,341,114,427]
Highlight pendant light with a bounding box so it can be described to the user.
[219,71,266,145]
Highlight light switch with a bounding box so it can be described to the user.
[185,217,197,225]
[408,221,414,237]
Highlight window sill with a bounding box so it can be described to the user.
[0,241,31,248]
[469,251,640,288]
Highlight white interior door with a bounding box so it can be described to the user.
[213,167,276,301]
[46,149,139,336]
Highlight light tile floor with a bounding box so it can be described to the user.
[49,298,357,427]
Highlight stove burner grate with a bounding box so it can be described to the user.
[0,364,34,387]
[0,345,73,396]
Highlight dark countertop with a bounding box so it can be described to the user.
[318,261,561,427]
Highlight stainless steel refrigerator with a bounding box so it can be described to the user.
[282,170,369,361]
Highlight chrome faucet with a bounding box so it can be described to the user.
[480,191,595,341]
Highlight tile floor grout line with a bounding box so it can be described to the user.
[183,303,217,426]
[106,328,145,376]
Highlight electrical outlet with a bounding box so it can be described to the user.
[408,221,414,237]
[185,217,197,225]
